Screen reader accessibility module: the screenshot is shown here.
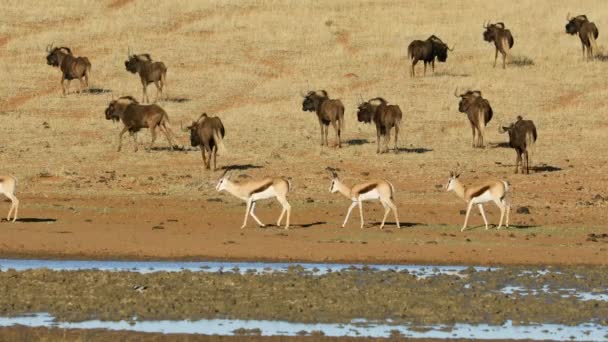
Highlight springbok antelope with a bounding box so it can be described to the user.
[328,170,399,229]
[0,175,19,222]
[445,171,510,232]
[216,170,292,230]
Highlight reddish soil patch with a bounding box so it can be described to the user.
[0,194,605,266]
[108,0,134,9]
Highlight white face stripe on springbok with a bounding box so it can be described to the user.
[445,171,510,232]
[215,171,291,230]
[0,175,19,223]
[327,169,399,230]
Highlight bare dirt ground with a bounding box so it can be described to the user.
[0,0,607,266]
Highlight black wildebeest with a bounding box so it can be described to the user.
[565,13,599,60]
[125,48,167,103]
[482,22,514,69]
[357,97,402,153]
[455,89,493,148]
[184,113,226,171]
[407,35,454,77]
[45,44,91,95]
[105,96,177,152]
[302,90,345,148]
[499,116,538,174]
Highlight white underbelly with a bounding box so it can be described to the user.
[357,189,381,201]
[251,187,275,201]
[471,191,494,204]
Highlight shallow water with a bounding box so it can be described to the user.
[0,313,606,341]
[0,258,489,277]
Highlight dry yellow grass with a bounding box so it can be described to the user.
[0,0,607,229]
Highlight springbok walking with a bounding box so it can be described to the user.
[445,171,510,232]
[328,169,399,229]
[216,170,292,229]
[0,175,19,222]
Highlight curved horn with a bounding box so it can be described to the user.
[483,21,488,28]
[448,43,455,51]
[498,120,507,134]
[319,90,328,97]
[567,12,572,21]
[358,94,365,104]
[454,87,460,98]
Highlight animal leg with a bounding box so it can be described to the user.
[200,148,208,170]
[154,81,161,103]
[131,132,138,152]
[478,204,489,230]
[494,199,505,229]
[6,193,19,223]
[393,125,399,152]
[276,196,291,229]
[358,199,365,229]
[502,52,507,69]
[142,83,148,103]
[117,127,129,152]
[423,62,427,76]
[331,120,340,148]
[324,125,329,147]
[379,201,390,230]
[203,144,213,169]
[376,129,381,154]
[158,125,174,151]
[60,76,66,95]
[515,152,521,174]
[524,151,529,174]
[342,201,357,228]
[494,48,498,68]
[319,121,325,146]
[389,200,400,228]
[431,60,435,73]
[212,146,218,171]
[384,128,391,153]
[241,199,252,229]
[461,201,474,232]
[249,202,266,227]
[147,127,157,152]
[470,123,476,148]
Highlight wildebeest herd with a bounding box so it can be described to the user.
[1,16,598,232]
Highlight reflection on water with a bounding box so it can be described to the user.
[0,258,490,277]
[0,313,606,341]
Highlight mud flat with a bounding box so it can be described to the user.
[0,262,607,328]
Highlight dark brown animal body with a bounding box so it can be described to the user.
[357,97,402,153]
[407,35,454,77]
[455,89,493,148]
[500,116,537,174]
[185,113,226,171]
[483,22,514,69]
[125,52,167,103]
[104,96,177,152]
[302,90,345,148]
[46,45,91,95]
[566,14,599,60]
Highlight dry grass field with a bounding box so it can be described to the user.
[0,0,607,264]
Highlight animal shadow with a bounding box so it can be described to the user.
[370,221,422,228]
[9,218,57,223]
[149,145,189,152]
[489,142,511,148]
[532,164,562,173]
[346,139,369,146]
[222,164,263,171]
[507,224,538,230]
[164,97,190,103]
[432,71,471,78]
[83,88,112,94]
[292,221,326,228]
[396,147,433,154]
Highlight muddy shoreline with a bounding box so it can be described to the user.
[1,266,606,326]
